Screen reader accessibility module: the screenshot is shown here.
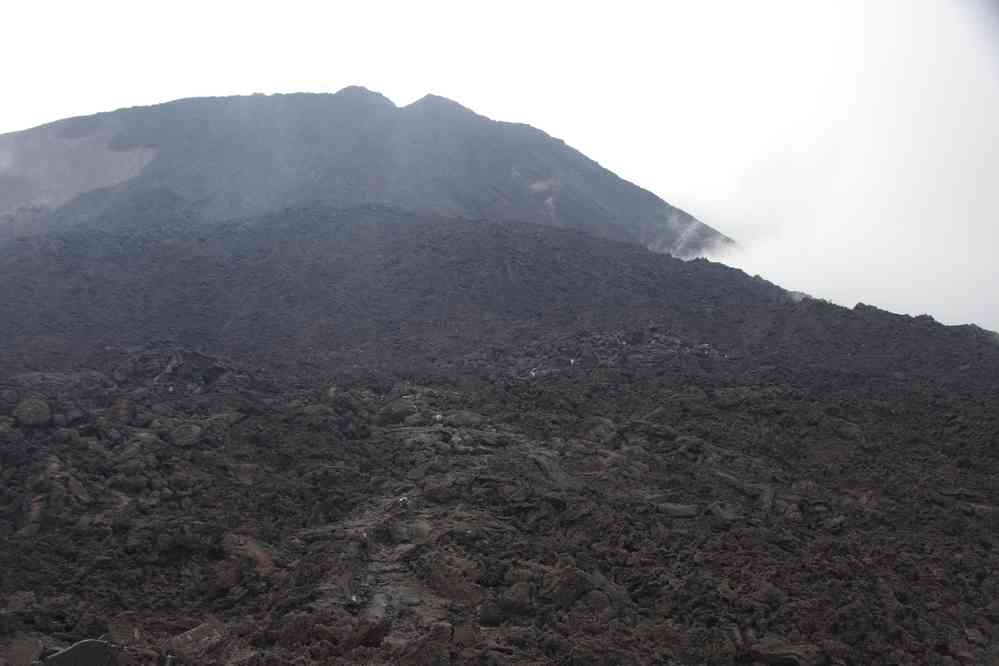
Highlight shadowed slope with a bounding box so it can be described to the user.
[0,88,731,256]
[0,204,995,399]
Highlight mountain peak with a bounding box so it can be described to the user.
[404,93,475,114]
[0,88,731,256]
[330,85,397,108]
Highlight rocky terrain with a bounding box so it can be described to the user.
[0,88,729,257]
[1,325,997,666]
[0,204,761,378]
[0,204,997,664]
[1,89,997,665]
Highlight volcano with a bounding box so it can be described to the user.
[0,92,997,665]
[0,87,730,257]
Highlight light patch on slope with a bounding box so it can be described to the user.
[0,124,156,217]
[528,177,560,193]
[543,195,557,222]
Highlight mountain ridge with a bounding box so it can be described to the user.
[0,87,731,256]
[2,91,998,665]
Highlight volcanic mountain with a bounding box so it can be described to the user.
[0,87,730,257]
[1,205,998,665]
[1,94,998,665]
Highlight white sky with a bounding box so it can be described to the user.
[3,0,999,329]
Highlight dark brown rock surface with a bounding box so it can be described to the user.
[0,323,995,664]
[0,204,996,664]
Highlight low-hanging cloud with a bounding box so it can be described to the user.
[696,1,999,331]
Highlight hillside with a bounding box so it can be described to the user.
[2,204,994,391]
[1,85,998,664]
[1,204,998,663]
[0,88,730,257]
[0,204,763,376]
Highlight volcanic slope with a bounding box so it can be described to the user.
[0,204,763,376]
[1,206,999,664]
[0,87,729,256]
[0,204,995,392]
[0,316,997,663]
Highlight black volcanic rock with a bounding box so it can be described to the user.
[0,204,995,400]
[0,204,997,664]
[0,87,730,256]
[0,294,997,664]
[0,205,763,376]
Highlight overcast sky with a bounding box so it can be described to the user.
[3,0,998,330]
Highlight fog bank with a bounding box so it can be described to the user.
[693,1,999,331]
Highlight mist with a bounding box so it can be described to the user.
[694,0,999,332]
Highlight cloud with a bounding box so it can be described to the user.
[689,0,999,331]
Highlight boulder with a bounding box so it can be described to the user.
[353,618,392,648]
[542,566,592,609]
[54,428,80,444]
[149,417,180,436]
[582,416,617,444]
[478,602,506,626]
[376,399,417,425]
[445,410,485,427]
[14,398,51,427]
[499,581,533,614]
[584,589,612,615]
[170,423,205,448]
[322,385,340,403]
